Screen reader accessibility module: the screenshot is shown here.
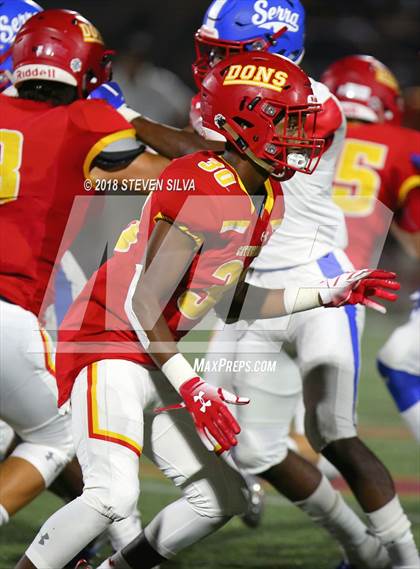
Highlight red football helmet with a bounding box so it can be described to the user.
[201,52,324,177]
[12,9,113,97]
[320,55,403,126]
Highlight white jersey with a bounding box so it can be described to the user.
[251,79,348,271]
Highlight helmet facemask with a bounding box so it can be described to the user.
[210,95,324,178]
[193,27,288,89]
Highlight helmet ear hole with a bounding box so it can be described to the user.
[247,96,261,111]
[233,116,253,129]
[273,110,285,125]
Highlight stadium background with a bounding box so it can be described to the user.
[1,1,419,567]
[36,0,420,91]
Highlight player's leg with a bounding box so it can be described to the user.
[288,396,340,480]
[297,296,419,568]
[377,305,420,443]
[204,322,265,527]
[0,420,15,460]
[100,369,248,569]
[0,300,74,523]
[228,327,389,569]
[15,360,144,569]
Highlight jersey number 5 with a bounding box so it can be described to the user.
[0,129,24,205]
[332,139,388,217]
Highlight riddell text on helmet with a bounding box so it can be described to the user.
[14,66,56,80]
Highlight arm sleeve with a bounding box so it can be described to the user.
[314,95,344,139]
[306,80,345,139]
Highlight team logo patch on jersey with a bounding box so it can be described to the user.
[251,1,301,33]
[223,64,289,93]
[236,245,262,257]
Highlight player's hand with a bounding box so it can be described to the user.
[411,153,420,170]
[88,82,140,122]
[156,377,249,452]
[319,269,400,314]
[88,81,126,110]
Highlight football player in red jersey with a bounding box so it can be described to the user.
[15,51,399,569]
[322,55,420,447]
[322,55,419,268]
[0,6,168,533]
[82,5,417,567]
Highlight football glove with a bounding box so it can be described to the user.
[411,153,420,170]
[319,269,400,313]
[156,376,249,453]
[88,81,140,122]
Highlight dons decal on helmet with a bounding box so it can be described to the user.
[0,0,42,91]
[201,51,323,177]
[12,9,113,97]
[193,0,305,88]
[320,55,403,126]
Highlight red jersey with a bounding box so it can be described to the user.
[332,122,420,268]
[56,151,283,405]
[0,95,136,315]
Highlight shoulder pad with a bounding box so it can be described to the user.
[69,99,132,134]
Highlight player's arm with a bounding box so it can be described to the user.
[88,81,222,159]
[131,115,223,159]
[91,151,170,186]
[305,84,344,152]
[218,269,400,322]
[131,219,196,364]
[131,220,248,452]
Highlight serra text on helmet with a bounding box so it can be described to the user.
[251,1,301,33]
[0,12,35,45]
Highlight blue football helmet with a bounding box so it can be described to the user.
[194,0,305,87]
[0,0,42,91]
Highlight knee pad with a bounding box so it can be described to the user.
[234,426,289,475]
[182,472,247,519]
[81,476,140,522]
[304,402,357,452]
[303,364,357,452]
[11,441,73,486]
[0,421,15,460]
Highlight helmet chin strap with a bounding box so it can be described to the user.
[215,115,275,174]
[244,146,275,174]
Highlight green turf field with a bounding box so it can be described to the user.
[1,311,419,569]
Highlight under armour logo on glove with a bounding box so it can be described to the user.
[194,390,212,413]
[156,376,249,453]
[38,533,49,546]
